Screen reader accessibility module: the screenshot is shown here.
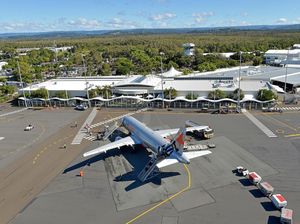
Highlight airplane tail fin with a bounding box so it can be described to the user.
[171,127,186,152]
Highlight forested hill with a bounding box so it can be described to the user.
[1,24,300,40]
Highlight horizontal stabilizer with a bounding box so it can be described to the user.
[183,150,212,160]
[157,150,211,168]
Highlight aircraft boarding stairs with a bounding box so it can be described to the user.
[137,156,160,182]
[102,122,120,140]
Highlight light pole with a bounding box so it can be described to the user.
[81,54,91,107]
[17,59,27,108]
[237,51,242,111]
[284,48,290,103]
[160,52,165,109]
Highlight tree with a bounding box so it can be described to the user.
[228,88,244,100]
[0,85,15,95]
[186,92,198,100]
[207,89,227,100]
[100,63,111,76]
[31,88,48,99]
[13,59,34,83]
[88,89,97,98]
[256,89,277,101]
[253,56,263,66]
[164,87,177,99]
[0,77,7,83]
[53,91,67,98]
[181,68,192,75]
[198,62,217,72]
[115,57,133,75]
[98,85,112,99]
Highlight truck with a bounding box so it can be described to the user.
[236,166,249,176]
[24,124,34,131]
[262,107,283,113]
[258,181,274,197]
[185,120,214,139]
[281,208,293,224]
[248,172,262,185]
[271,194,287,209]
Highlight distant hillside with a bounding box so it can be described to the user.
[1,24,300,40]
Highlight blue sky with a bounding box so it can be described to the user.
[0,0,299,33]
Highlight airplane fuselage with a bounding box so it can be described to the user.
[122,116,172,156]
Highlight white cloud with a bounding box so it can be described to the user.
[276,18,288,24]
[105,18,137,29]
[150,13,176,21]
[192,12,214,24]
[0,21,46,32]
[0,17,104,33]
[241,21,252,26]
[67,18,101,29]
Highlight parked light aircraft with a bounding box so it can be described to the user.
[83,116,212,181]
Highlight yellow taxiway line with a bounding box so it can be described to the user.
[285,133,300,137]
[126,164,191,224]
[32,134,73,165]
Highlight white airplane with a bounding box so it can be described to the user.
[83,116,212,182]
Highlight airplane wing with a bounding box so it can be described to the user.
[156,150,211,168]
[155,126,210,138]
[83,135,140,157]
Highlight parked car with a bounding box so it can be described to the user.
[75,104,88,111]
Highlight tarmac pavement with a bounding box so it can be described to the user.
[3,109,300,224]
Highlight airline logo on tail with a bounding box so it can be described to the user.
[173,127,186,152]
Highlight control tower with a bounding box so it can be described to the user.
[182,43,195,56]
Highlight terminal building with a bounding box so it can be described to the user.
[19,65,300,108]
[264,47,300,65]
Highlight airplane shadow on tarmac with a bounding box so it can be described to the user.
[114,145,180,191]
[63,143,180,192]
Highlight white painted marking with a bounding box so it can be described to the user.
[0,108,27,117]
[242,109,277,138]
[0,137,4,141]
[83,136,96,141]
[71,108,97,145]
[89,108,148,128]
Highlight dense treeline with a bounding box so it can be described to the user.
[1,31,300,83]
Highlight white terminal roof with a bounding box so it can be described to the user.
[161,66,182,77]
[270,71,300,86]
[155,79,267,93]
[114,75,161,87]
[22,76,126,91]
[265,49,300,55]
[293,44,300,48]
